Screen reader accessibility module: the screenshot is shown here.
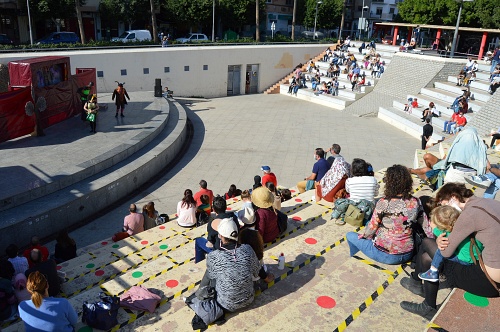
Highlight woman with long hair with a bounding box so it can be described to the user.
[177,189,197,227]
[345,165,430,265]
[54,230,77,263]
[19,271,78,331]
[142,202,159,230]
[83,94,99,133]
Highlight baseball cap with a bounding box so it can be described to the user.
[261,166,271,172]
[216,218,238,241]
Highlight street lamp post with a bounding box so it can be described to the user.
[450,0,474,58]
[212,0,215,42]
[359,1,369,41]
[27,0,33,45]
[313,1,322,40]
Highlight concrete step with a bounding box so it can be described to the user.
[378,106,445,144]
[474,71,491,81]
[446,76,491,91]
[392,100,449,130]
[434,82,491,102]
[404,95,457,118]
[0,98,188,253]
[280,84,353,110]
[420,87,485,113]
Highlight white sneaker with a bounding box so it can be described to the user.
[465,175,492,189]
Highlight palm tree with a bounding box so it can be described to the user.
[150,0,158,43]
[75,0,86,44]
[256,0,260,42]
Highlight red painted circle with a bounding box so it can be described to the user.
[226,207,232,211]
[290,189,296,193]
[165,279,179,288]
[175,214,178,217]
[56,266,62,270]
[233,198,238,201]
[101,241,108,245]
[292,216,302,221]
[295,198,302,202]
[141,240,148,245]
[95,270,105,277]
[305,238,317,244]
[159,226,165,229]
[317,296,336,309]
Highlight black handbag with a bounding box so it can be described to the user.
[82,293,120,330]
[275,209,288,234]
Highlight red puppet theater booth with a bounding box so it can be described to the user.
[1,56,96,143]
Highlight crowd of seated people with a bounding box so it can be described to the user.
[489,63,500,95]
[456,58,479,87]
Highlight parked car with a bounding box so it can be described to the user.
[0,34,14,45]
[301,31,324,39]
[176,33,209,43]
[112,30,152,43]
[36,32,80,44]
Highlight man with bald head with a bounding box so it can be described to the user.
[123,203,144,235]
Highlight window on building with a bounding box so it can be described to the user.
[389,8,395,14]
[281,6,286,12]
[203,65,208,70]
[164,67,170,73]
[143,68,149,74]
[121,69,127,76]
[184,66,189,71]
[97,71,103,78]
[376,8,383,15]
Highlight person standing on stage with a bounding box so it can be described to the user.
[77,82,93,120]
[112,83,130,117]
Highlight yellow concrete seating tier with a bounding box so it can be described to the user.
[3,168,495,332]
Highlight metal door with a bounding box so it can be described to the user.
[227,65,241,96]
[245,64,259,94]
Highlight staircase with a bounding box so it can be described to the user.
[378,62,493,147]
[278,45,396,109]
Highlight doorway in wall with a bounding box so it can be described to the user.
[245,64,259,94]
[227,65,241,96]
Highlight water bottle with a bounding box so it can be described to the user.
[278,253,285,270]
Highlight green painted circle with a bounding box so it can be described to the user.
[132,271,143,278]
[86,263,95,269]
[159,244,168,250]
[77,326,93,332]
[463,292,489,307]
[112,244,119,248]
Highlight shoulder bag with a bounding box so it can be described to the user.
[344,204,364,227]
[82,293,120,330]
[275,209,288,234]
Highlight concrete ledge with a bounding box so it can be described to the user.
[0,98,188,253]
[279,84,351,110]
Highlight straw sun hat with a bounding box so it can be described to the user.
[251,186,274,208]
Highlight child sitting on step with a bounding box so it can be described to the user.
[403,97,418,114]
[418,205,483,282]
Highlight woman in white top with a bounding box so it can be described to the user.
[177,189,197,227]
[346,158,379,202]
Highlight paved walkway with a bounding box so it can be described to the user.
[42,93,419,251]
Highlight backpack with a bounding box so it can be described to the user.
[197,211,210,227]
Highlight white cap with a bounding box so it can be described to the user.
[217,218,238,241]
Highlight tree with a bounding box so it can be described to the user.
[29,0,76,32]
[164,0,212,29]
[397,0,498,28]
[101,0,151,30]
[75,0,86,43]
[302,0,343,30]
[150,0,158,43]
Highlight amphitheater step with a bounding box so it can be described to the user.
[378,106,445,145]
[279,84,353,110]
[446,76,491,91]
[419,87,486,113]
[434,82,491,103]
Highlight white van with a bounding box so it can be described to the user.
[112,30,152,43]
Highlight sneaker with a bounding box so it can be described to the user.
[115,113,118,117]
[465,175,492,189]
[121,113,125,117]
[400,301,437,320]
[334,218,346,225]
[418,269,439,282]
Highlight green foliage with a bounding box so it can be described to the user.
[303,0,343,29]
[397,0,500,28]
[164,0,212,25]
[29,0,76,22]
[100,0,151,26]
